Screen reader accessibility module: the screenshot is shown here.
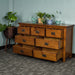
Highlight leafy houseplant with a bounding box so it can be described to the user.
[46,13,55,25]
[0,11,17,38]
[36,12,46,24]
[46,14,55,19]
[4,12,17,27]
[36,12,55,25]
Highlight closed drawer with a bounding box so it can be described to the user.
[13,45,34,56]
[36,38,62,49]
[15,35,35,45]
[31,27,45,36]
[18,27,30,35]
[46,29,63,38]
[33,48,62,61]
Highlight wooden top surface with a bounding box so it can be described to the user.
[19,23,74,29]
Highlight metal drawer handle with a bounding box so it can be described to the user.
[51,32,55,35]
[42,54,46,57]
[22,29,25,32]
[36,30,39,33]
[23,39,26,42]
[20,50,24,53]
[45,42,48,45]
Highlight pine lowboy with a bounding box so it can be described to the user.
[13,23,74,62]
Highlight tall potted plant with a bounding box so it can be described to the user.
[0,11,17,38]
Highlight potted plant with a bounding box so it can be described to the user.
[36,12,46,24]
[0,11,17,38]
[46,13,55,25]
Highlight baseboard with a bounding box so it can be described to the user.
[72,54,75,57]
[0,44,14,50]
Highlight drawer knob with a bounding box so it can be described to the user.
[45,42,48,45]
[51,32,55,35]
[22,29,25,32]
[36,30,39,33]
[20,50,24,53]
[23,39,26,42]
[42,54,46,57]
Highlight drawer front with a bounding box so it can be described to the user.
[46,29,62,38]
[31,27,45,36]
[15,35,34,45]
[13,45,34,56]
[18,27,30,35]
[33,48,62,61]
[36,38,62,49]
[42,48,62,61]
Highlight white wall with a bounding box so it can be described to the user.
[13,0,75,24]
[0,0,9,46]
[9,0,14,11]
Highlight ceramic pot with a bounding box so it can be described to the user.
[55,20,61,25]
[31,16,37,24]
[47,19,53,25]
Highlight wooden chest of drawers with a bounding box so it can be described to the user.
[13,23,73,62]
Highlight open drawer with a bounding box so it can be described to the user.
[33,48,62,61]
[13,45,34,56]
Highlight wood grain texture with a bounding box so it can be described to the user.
[15,35,35,46]
[19,23,74,29]
[18,27,30,35]
[36,38,62,49]
[70,26,73,58]
[13,45,34,56]
[33,48,62,61]
[31,27,45,36]
[46,29,63,38]
[13,23,74,62]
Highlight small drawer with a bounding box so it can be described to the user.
[13,45,34,56]
[46,29,63,38]
[36,38,62,49]
[33,48,62,61]
[18,27,30,35]
[15,35,35,45]
[31,27,45,36]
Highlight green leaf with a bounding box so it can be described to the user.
[4,11,17,26]
[7,12,12,16]
[0,24,7,32]
[36,12,45,18]
[46,13,51,19]
[51,14,55,17]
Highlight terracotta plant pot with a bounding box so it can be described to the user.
[4,27,17,39]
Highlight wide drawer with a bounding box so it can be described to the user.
[31,27,45,36]
[33,48,62,61]
[15,35,35,45]
[18,27,30,35]
[46,29,63,38]
[13,45,34,56]
[36,38,62,49]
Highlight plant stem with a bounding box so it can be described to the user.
[8,20,11,26]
